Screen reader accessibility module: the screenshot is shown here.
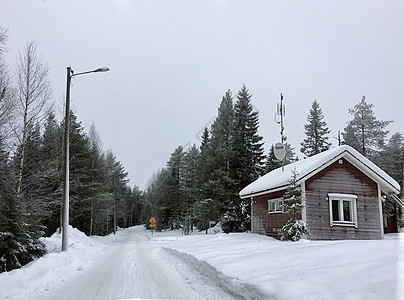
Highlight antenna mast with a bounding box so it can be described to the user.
[277,93,286,144]
[275,93,287,171]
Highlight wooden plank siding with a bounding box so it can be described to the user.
[252,190,289,239]
[305,157,382,240]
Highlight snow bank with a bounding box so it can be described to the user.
[0,225,108,299]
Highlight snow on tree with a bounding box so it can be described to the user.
[279,169,310,241]
[342,96,391,160]
[300,100,331,157]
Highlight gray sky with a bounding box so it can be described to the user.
[1,0,403,190]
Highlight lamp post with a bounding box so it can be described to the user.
[62,66,109,251]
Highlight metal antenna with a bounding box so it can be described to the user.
[276,93,286,144]
[276,93,287,171]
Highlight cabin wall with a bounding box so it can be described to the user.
[305,158,382,240]
[252,190,289,239]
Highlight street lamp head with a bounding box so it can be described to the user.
[95,67,110,72]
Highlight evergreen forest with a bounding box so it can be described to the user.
[1,28,403,272]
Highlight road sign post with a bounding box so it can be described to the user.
[149,217,156,235]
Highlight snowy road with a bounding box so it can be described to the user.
[34,227,265,300]
[53,227,199,299]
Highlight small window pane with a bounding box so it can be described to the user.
[278,200,283,211]
[269,201,275,212]
[332,200,339,221]
[343,201,351,222]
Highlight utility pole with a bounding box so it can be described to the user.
[113,174,116,234]
[62,66,109,251]
[62,67,72,251]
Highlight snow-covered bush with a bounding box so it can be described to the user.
[279,219,310,241]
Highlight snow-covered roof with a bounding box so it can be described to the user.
[240,145,401,198]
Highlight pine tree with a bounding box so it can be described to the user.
[377,133,404,189]
[279,169,310,241]
[300,100,331,157]
[342,96,391,160]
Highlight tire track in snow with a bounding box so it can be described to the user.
[160,247,271,300]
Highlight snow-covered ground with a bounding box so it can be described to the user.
[0,225,402,300]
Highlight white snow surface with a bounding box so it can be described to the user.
[240,145,401,198]
[0,225,403,300]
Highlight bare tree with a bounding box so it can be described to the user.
[14,41,52,197]
[0,27,13,143]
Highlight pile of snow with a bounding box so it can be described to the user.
[0,226,402,300]
[0,226,109,299]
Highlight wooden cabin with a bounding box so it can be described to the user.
[240,145,402,240]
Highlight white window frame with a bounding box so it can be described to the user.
[328,193,358,228]
[268,198,284,214]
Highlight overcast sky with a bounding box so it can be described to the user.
[1,0,403,190]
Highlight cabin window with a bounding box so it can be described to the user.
[268,198,283,214]
[328,193,358,228]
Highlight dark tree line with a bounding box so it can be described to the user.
[143,86,266,234]
[0,31,140,273]
[0,108,141,273]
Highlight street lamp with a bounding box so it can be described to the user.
[62,66,109,251]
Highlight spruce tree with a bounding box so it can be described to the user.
[104,151,129,234]
[207,90,237,230]
[279,169,310,241]
[226,85,264,232]
[232,85,265,187]
[0,137,45,273]
[342,96,391,160]
[183,145,200,234]
[40,112,63,235]
[198,127,211,195]
[300,100,331,157]
[64,111,94,234]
